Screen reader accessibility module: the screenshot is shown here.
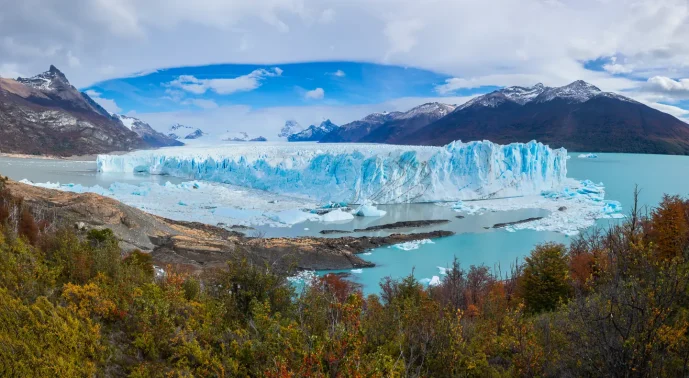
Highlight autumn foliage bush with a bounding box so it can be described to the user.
[2,187,689,377]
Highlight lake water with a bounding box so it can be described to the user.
[325,153,689,294]
[2,152,689,294]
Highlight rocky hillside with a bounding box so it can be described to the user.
[320,103,457,144]
[115,114,183,147]
[0,65,146,156]
[398,81,689,154]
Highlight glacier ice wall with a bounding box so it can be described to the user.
[97,140,567,204]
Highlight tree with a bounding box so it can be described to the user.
[519,243,571,313]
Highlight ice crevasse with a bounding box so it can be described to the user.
[97,140,568,204]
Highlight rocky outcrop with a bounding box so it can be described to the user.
[115,114,183,147]
[5,179,455,272]
[320,219,451,234]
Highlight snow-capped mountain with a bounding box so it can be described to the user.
[184,129,206,140]
[278,120,304,138]
[320,102,457,144]
[458,80,638,111]
[288,119,339,142]
[0,65,146,155]
[16,65,115,119]
[221,131,267,142]
[114,115,183,147]
[167,124,200,140]
[397,80,689,154]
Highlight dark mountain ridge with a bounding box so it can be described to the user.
[0,65,147,156]
[399,81,689,154]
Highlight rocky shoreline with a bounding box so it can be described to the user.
[492,217,544,229]
[320,219,450,234]
[6,179,454,273]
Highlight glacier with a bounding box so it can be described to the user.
[97,140,567,204]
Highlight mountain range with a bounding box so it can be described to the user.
[168,124,207,140]
[320,103,456,144]
[320,81,689,155]
[288,119,339,142]
[0,65,147,155]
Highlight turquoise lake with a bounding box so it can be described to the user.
[326,153,689,294]
[2,152,689,294]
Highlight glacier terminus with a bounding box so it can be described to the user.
[96,140,568,204]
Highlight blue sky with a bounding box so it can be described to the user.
[84,62,495,113]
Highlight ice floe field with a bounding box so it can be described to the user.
[6,141,689,293]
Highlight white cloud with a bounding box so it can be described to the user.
[169,67,282,95]
[603,63,633,75]
[319,9,335,24]
[0,63,23,78]
[304,87,325,100]
[646,76,689,99]
[435,78,486,94]
[67,50,81,68]
[646,102,689,118]
[384,19,424,57]
[332,70,346,77]
[84,90,122,114]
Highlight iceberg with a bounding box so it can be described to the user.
[97,140,567,204]
[578,153,598,159]
[354,204,387,217]
[420,276,442,287]
[320,209,355,223]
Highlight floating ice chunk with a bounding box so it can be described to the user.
[270,209,320,225]
[578,153,598,159]
[420,276,442,286]
[452,200,467,210]
[321,209,355,223]
[390,239,435,251]
[437,266,449,275]
[362,252,373,256]
[288,270,317,286]
[178,201,187,206]
[96,140,568,204]
[351,269,363,274]
[602,200,622,214]
[354,204,387,217]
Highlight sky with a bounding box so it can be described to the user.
[1,0,689,137]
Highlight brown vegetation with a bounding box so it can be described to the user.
[3,180,689,376]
